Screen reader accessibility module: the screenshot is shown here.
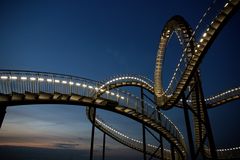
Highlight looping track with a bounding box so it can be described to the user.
[154,15,195,109]
[154,0,240,110]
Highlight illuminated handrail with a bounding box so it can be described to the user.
[205,87,240,107]
[96,73,240,109]
[99,74,154,93]
[94,116,171,159]
[205,146,240,159]
[0,70,186,157]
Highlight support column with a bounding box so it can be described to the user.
[90,107,96,160]
[102,133,106,160]
[171,144,175,160]
[194,78,205,159]
[183,95,195,160]
[141,87,147,160]
[159,135,164,160]
[157,112,164,160]
[201,101,217,159]
[196,77,217,159]
[0,106,7,128]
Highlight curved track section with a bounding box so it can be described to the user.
[98,74,154,94]
[154,15,195,109]
[177,86,240,108]
[206,87,240,108]
[88,75,185,159]
[86,107,173,159]
[0,70,187,159]
[203,146,240,159]
[97,75,240,109]
[154,0,240,109]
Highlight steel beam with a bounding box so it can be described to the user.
[171,144,175,160]
[102,133,106,160]
[196,77,217,159]
[157,112,164,160]
[194,77,205,159]
[141,87,147,160]
[144,91,164,160]
[90,107,96,160]
[0,106,7,128]
[182,94,195,160]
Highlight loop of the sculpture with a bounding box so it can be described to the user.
[154,15,195,109]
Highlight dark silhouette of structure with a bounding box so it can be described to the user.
[0,0,240,159]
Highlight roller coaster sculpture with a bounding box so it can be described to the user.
[0,0,240,159]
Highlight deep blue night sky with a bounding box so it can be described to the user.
[0,0,240,159]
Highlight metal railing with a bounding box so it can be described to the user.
[0,70,186,156]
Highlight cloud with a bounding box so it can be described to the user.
[6,105,86,125]
[53,143,80,149]
[0,134,92,150]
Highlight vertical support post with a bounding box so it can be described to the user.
[159,135,164,160]
[196,77,217,159]
[157,112,164,160]
[141,87,147,160]
[193,77,205,159]
[171,144,175,160]
[183,94,195,160]
[202,106,217,159]
[102,133,106,160]
[90,107,96,160]
[0,106,7,128]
